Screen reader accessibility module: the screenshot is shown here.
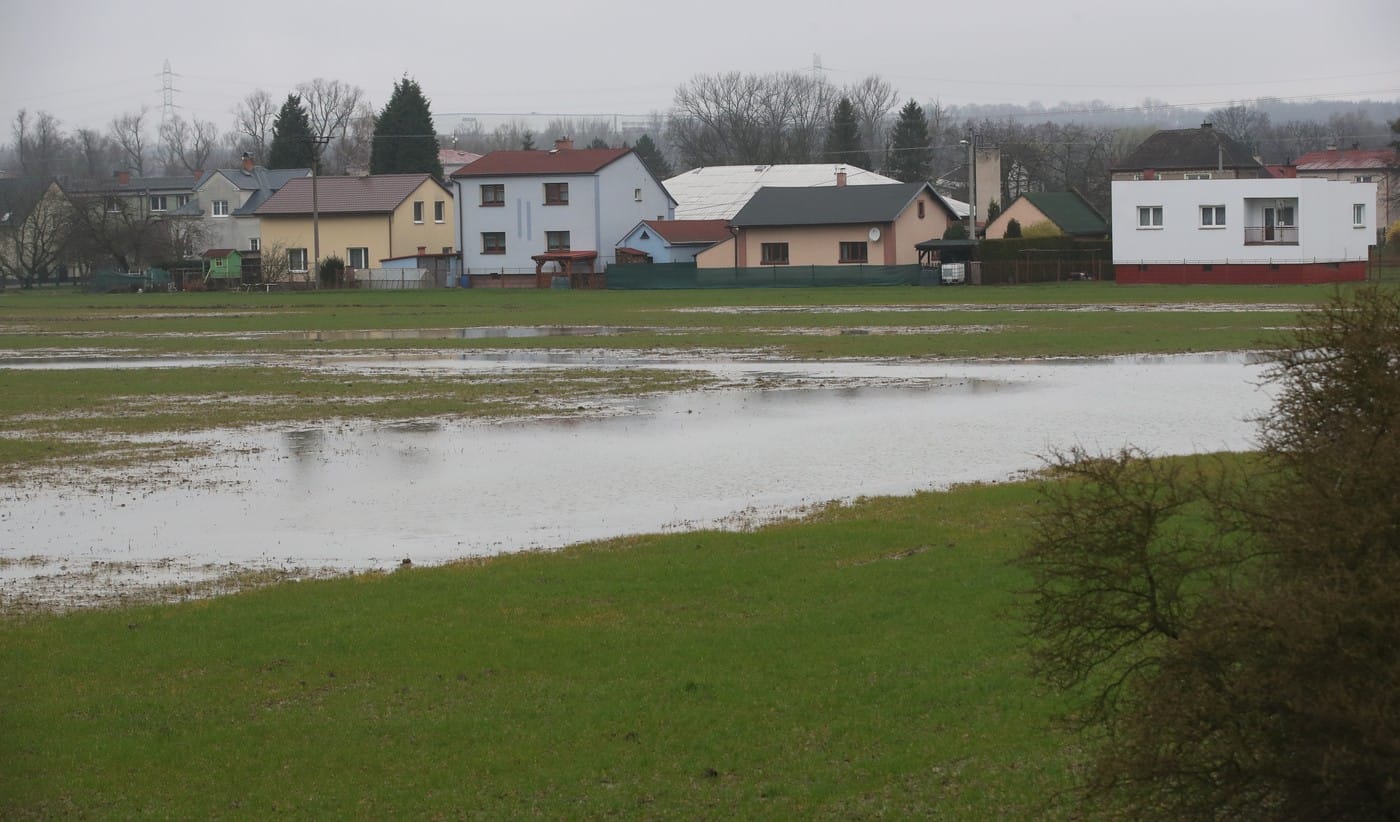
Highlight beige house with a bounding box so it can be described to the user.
[255,174,454,278]
[983,191,1109,239]
[696,181,957,269]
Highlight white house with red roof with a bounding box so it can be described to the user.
[615,219,732,264]
[1295,146,1398,239]
[450,138,675,282]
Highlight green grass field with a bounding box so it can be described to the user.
[0,282,1344,815]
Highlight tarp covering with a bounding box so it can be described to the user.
[606,263,921,290]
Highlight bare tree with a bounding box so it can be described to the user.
[231,89,277,160]
[109,109,150,175]
[847,75,901,169]
[1206,104,1272,156]
[668,71,839,168]
[298,78,364,140]
[12,110,68,178]
[159,115,220,174]
[72,128,118,178]
[326,101,376,174]
[0,180,69,287]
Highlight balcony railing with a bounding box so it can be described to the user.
[1244,225,1299,245]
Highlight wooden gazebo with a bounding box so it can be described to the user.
[531,251,601,289]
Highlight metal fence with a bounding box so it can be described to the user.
[351,268,444,290]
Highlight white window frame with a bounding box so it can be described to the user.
[433,200,445,223]
[1353,203,1366,228]
[249,238,260,251]
[1137,206,1163,229]
[633,188,642,202]
[288,248,308,272]
[413,201,424,223]
[1199,205,1226,228]
[212,200,229,217]
[347,247,370,269]
[148,194,168,212]
[1183,172,1213,181]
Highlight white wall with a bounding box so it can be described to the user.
[1112,178,1376,264]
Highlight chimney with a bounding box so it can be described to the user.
[417,245,427,256]
[242,152,255,173]
[836,168,847,187]
[554,136,573,151]
[193,169,204,182]
[113,170,131,185]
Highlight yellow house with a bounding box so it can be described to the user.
[254,173,454,279]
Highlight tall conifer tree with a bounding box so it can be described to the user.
[823,97,869,170]
[632,134,672,179]
[267,94,315,170]
[370,78,443,177]
[885,99,931,183]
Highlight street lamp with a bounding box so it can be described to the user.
[960,134,977,237]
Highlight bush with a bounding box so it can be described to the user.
[1004,218,1022,238]
[942,222,969,240]
[1019,221,1062,239]
[319,255,345,287]
[1020,287,1400,819]
[1386,218,1400,249]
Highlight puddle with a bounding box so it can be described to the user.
[275,326,643,342]
[680,303,1312,315]
[0,353,1271,610]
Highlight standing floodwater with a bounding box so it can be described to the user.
[0,353,1269,607]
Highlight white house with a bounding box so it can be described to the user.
[1111,178,1376,284]
[450,138,675,284]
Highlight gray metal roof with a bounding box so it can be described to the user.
[62,174,200,194]
[731,182,953,227]
[210,166,311,192]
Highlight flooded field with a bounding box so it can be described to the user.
[0,351,1271,610]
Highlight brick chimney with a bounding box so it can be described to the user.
[835,168,847,187]
[193,169,204,182]
[113,170,131,185]
[241,152,255,173]
[554,136,574,151]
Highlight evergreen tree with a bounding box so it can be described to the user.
[370,77,443,177]
[632,134,672,179]
[267,94,315,170]
[587,137,610,149]
[521,131,535,151]
[823,97,869,169]
[885,99,931,183]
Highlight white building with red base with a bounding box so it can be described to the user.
[1112,178,1376,285]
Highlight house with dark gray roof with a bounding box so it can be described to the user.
[695,181,958,269]
[186,155,310,254]
[984,190,1109,239]
[61,170,201,216]
[1112,123,1265,181]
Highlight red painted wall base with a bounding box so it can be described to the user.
[1115,261,1367,285]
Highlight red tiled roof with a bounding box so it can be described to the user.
[643,219,732,245]
[1263,165,1297,178]
[452,148,630,177]
[1295,148,1398,172]
[255,174,448,215]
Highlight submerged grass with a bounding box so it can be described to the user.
[0,479,1085,817]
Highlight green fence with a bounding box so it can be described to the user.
[606,262,922,290]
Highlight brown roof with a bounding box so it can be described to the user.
[254,174,448,216]
[1113,124,1262,173]
[202,248,238,258]
[643,219,731,245]
[452,148,631,177]
[1295,148,1398,172]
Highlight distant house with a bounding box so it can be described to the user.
[185,156,310,254]
[0,177,70,283]
[1113,123,1266,181]
[695,181,958,269]
[439,149,482,177]
[58,170,204,267]
[451,138,675,283]
[254,173,454,280]
[63,170,200,217]
[615,219,732,264]
[1295,146,1398,239]
[983,191,1109,239]
[1111,177,1375,284]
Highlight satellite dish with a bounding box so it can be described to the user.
[868,227,882,242]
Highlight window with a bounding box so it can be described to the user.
[288,248,308,272]
[348,247,370,269]
[634,188,642,202]
[413,201,424,223]
[212,200,229,217]
[480,184,504,206]
[1137,206,1163,228]
[1278,206,1295,226]
[442,246,452,254]
[839,241,869,263]
[481,232,506,254]
[105,196,121,212]
[249,238,260,252]
[760,242,789,265]
[917,201,926,219]
[544,182,569,205]
[1356,175,1375,183]
[1183,172,1213,180]
[545,231,570,252]
[148,194,168,212]
[1354,203,1366,227]
[176,194,191,207]
[434,200,445,223]
[1200,205,1226,228]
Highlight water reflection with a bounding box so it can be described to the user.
[2,354,1273,601]
[293,326,638,342]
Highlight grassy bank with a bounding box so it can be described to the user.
[0,480,1084,817]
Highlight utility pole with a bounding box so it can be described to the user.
[306,134,331,287]
[962,133,977,236]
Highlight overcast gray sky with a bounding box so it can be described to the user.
[4,0,1399,136]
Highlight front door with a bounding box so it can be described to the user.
[1264,207,1276,242]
